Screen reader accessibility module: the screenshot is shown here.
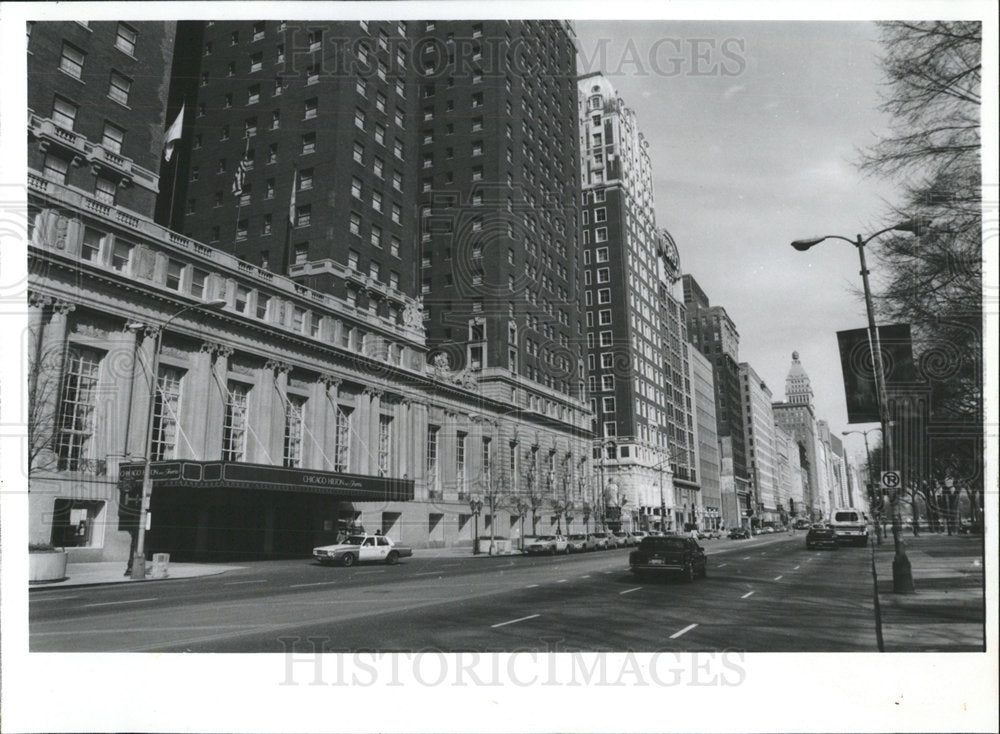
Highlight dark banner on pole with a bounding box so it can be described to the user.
[837,323,915,424]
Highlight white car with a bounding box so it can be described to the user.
[524,535,569,555]
[313,534,413,567]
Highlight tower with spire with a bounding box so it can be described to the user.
[785,351,815,406]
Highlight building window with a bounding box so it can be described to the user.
[351,177,363,199]
[59,42,85,79]
[598,288,611,304]
[295,205,311,227]
[81,227,102,262]
[115,23,137,55]
[426,425,440,492]
[223,383,250,462]
[301,133,315,155]
[56,347,103,470]
[107,72,132,106]
[355,108,366,130]
[334,406,351,472]
[596,247,609,263]
[350,212,362,235]
[370,225,382,248]
[374,124,385,145]
[299,168,313,190]
[304,98,317,120]
[101,122,125,154]
[377,414,393,476]
[603,397,616,413]
[390,237,400,258]
[248,85,260,105]
[283,395,306,468]
[602,374,615,391]
[51,96,78,130]
[42,153,69,184]
[151,367,183,461]
[372,191,382,212]
[456,431,467,493]
[165,258,183,290]
[595,227,608,243]
[250,52,263,72]
[252,22,265,41]
[94,176,117,205]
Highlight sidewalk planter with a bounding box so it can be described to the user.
[29,546,68,583]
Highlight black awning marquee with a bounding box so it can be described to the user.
[118,461,414,502]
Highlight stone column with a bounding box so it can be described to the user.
[319,375,342,471]
[112,322,140,465]
[366,388,383,475]
[183,343,214,459]
[258,360,291,465]
[201,342,233,461]
[130,325,160,461]
[27,295,70,471]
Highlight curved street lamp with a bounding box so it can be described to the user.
[127,298,227,579]
[791,218,930,593]
[843,428,884,545]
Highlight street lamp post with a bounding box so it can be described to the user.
[843,428,883,545]
[792,218,928,593]
[653,457,671,534]
[128,298,227,579]
[469,498,483,555]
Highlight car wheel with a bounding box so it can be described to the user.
[341,553,356,567]
[385,551,399,565]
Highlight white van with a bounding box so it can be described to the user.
[829,508,869,547]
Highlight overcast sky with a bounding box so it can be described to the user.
[573,20,904,459]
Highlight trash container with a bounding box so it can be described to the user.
[150,553,170,579]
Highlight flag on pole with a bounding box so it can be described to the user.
[288,168,298,225]
[163,103,185,162]
[232,157,249,196]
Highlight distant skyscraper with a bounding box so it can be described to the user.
[773,351,822,519]
[690,348,722,529]
[740,362,780,525]
[682,274,750,527]
[577,72,698,531]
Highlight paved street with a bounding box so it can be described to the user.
[32,533,979,653]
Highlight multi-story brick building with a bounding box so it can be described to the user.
[576,73,700,531]
[689,348,722,530]
[682,274,751,527]
[26,20,594,562]
[27,20,176,219]
[739,362,780,525]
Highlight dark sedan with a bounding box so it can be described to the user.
[805,524,838,550]
[728,527,750,540]
[629,536,707,582]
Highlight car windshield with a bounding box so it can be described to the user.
[535,536,555,541]
[569,534,586,540]
[345,535,366,544]
[639,537,689,551]
[834,512,860,522]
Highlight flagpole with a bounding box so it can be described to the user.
[168,148,181,229]
[234,136,249,246]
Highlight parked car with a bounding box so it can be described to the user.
[629,535,707,582]
[760,526,775,534]
[829,508,869,547]
[728,527,751,540]
[590,532,612,550]
[958,520,984,535]
[631,530,649,543]
[697,528,723,540]
[566,533,595,552]
[525,535,569,555]
[793,519,811,530]
[805,524,838,550]
[611,531,633,547]
[313,533,413,567]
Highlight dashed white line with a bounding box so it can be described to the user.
[491,614,540,628]
[30,595,80,602]
[83,597,158,608]
[773,575,783,581]
[289,581,337,588]
[793,565,800,570]
[556,579,568,584]
[581,575,591,578]
[742,556,751,560]
[223,579,267,586]
[717,563,728,568]
[619,587,641,595]
[526,584,539,588]
[669,623,698,639]
[741,591,755,599]
[412,571,442,577]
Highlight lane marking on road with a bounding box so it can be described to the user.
[807,558,814,562]
[717,563,728,568]
[774,575,783,581]
[526,584,539,588]
[223,579,268,586]
[30,595,80,602]
[581,575,591,578]
[619,587,641,595]
[556,579,568,584]
[289,581,338,588]
[793,566,800,570]
[412,571,443,577]
[82,597,158,608]
[741,591,755,599]
[742,556,751,560]
[669,623,698,639]
[491,614,540,628]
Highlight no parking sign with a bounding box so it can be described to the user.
[880,470,901,491]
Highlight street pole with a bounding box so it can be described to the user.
[790,220,925,594]
[129,298,226,580]
[856,236,913,592]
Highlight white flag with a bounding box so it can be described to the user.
[288,168,298,225]
[163,103,185,162]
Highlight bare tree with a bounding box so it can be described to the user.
[28,341,65,472]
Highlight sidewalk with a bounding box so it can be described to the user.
[29,561,242,590]
[872,532,985,652]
